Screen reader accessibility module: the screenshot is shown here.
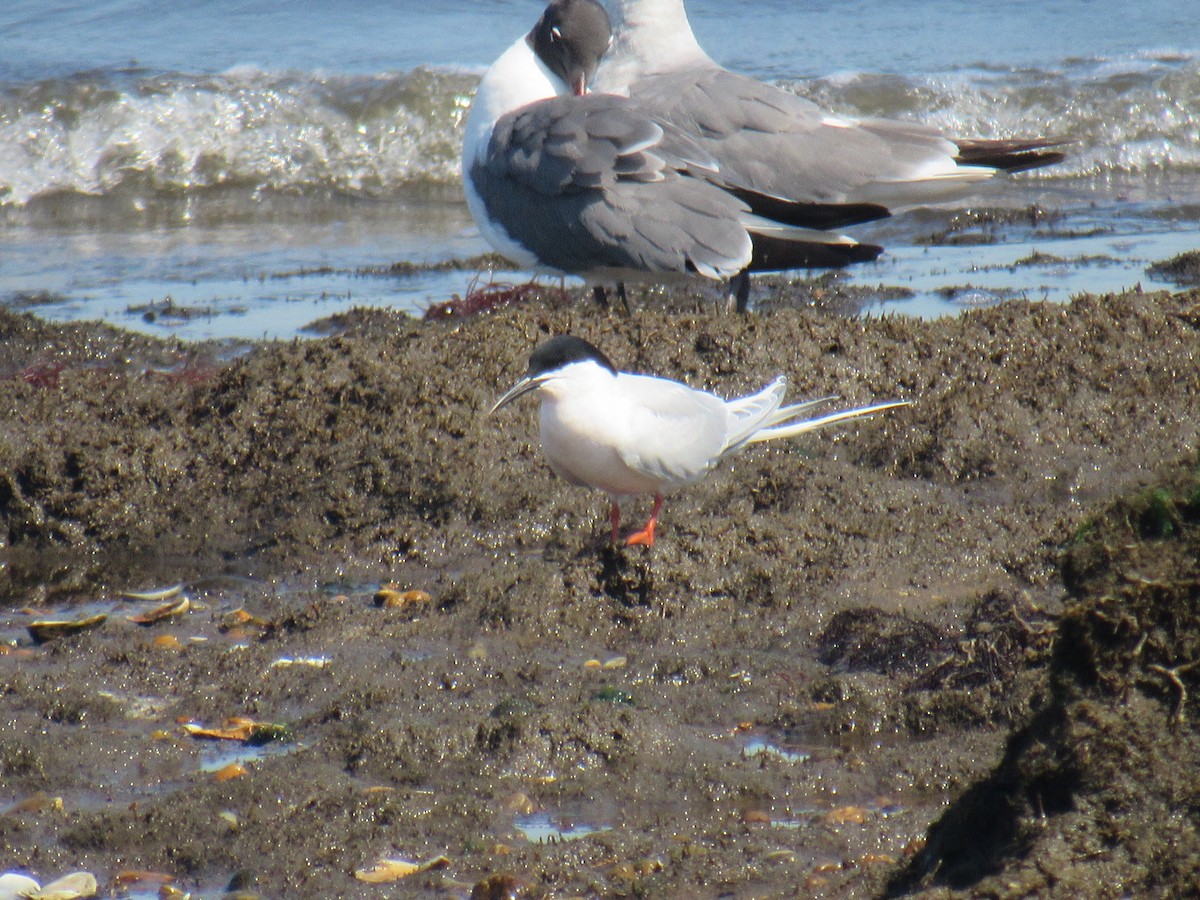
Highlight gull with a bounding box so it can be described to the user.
[596,0,1067,306]
[461,0,882,312]
[491,334,909,547]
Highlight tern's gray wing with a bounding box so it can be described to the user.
[473,92,752,278]
[627,68,981,220]
[611,373,731,486]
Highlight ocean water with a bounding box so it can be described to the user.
[2,0,1198,339]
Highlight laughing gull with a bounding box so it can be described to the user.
[596,0,1066,255]
[461,0,882,311]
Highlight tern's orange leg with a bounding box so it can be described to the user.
[624,494,663,548]
[609,501,622,544]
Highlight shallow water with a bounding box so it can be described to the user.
[2,0,1198,337]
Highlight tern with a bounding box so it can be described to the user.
[595,0,1067,307]
[461,0,882,312]
[490,334,909,547]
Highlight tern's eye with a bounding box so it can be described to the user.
[550,26,562,42]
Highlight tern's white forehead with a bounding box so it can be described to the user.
[535,357,616,397]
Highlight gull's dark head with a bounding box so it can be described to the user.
[527,0,613,96]
[490,334,617,413]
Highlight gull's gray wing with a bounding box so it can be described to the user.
[626,68,988,219]
[471,92,753,279]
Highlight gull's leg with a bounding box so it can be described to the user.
[595,283,633,314]
[624,494,664,548]
[616,281,632,315]
[609,501,622,544]
[728,269,751,314]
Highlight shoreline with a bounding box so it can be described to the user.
[2,288,1199,896]
[4,190,1199,341]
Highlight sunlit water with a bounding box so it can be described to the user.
[2,0,1198,339]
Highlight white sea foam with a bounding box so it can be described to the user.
[0,67,476,209]
[2,54,1197,219]
[787,54,1200,178]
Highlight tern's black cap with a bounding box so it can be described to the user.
[527,334,617,377]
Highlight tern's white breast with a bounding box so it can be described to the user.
[539,393,665,497]
[537,368,731,498]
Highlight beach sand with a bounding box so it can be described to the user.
[2,286,1199,897]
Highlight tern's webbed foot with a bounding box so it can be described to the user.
[623,494,663,548]
[624,524,656,548]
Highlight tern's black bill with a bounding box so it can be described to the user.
[489,374,548,414]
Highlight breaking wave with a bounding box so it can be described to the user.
[2,51,1196,220]
[793,52,1200,178]
[0,66,475,209]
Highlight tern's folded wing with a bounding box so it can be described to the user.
[612,375,729,486]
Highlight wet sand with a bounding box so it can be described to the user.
[2,285,1199,898]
